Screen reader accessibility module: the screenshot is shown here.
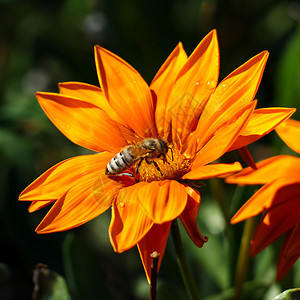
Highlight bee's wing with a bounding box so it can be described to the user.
[92,173,135,207]
[130,146,152,157]
[106,119,141,144]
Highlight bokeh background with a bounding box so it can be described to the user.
[0,0,300,299]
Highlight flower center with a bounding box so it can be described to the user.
[137,148,191,182]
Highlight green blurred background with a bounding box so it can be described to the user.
[0,0,299,299]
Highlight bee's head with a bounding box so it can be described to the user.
[143,138,168,154]
[158,138,168,154]
[143,138,158,150]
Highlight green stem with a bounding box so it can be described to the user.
[171,219,201,300]
[234,217,256,300]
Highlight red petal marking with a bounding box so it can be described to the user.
[237,147,257,169]
[250,197,300,256]
[283,221,300,257]
[276,227,300,281]
[179,185,208,247]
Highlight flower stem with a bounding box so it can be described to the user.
[171,219,201,300]
[234,217,256,300]
[150,251,159,300]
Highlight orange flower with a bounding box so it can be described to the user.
[227,118,300,281]
[19,30,295,282]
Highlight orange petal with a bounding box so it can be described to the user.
[95,46,156,138]
[109,186,154,253]
[250,197,300,256]
[196,51,269,148]
[29,200,54,212]
[151,43,187,88]
[276,118,300,154]
[151,43,187,138]
[137,222,171,283]
[231,179,300,224]
[179,185,208,247]
[183,162,242,180]
[36,92,127,152]
[35,172,118,233]
[226,155,300,185]
[136,180,188,224]
[191,101,256,166]
[229,107,296,151]
[58,81,122,122]
[19,153,113,202]
[34,172,134,233]
[169,30,219,145]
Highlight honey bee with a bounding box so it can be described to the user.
[105,138,169,175]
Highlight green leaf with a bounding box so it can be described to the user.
[273,288,300,300]
[32,264,71,300]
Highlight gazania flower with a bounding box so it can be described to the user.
[19,30,295,282]
[227,118,300,281]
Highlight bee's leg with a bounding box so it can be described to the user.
[136,158,144,174]
[169,147,174,161]
[157,153,170,164]
[145,159,163,175]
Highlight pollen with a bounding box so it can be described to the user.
[137,149,191,182]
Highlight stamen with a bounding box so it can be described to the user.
[137,148,191,182]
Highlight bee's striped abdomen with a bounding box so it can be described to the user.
[105,146,136,175]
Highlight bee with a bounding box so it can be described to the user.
[105,138,169,175]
